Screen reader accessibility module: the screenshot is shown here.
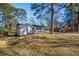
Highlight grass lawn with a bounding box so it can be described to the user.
[0,33,79,56]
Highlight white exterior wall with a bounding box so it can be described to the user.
[16,24,33,35]
[19,27,27,35]
[27,26,33,33]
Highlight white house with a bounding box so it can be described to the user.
[16,23,34,35]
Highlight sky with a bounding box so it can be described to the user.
[0,3,65,27]
[11,3,42,25]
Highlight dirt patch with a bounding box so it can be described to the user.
[0,40,9,48]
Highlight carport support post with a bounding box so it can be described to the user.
[26,25,28,34]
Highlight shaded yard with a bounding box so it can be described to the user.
[0,33,79,56]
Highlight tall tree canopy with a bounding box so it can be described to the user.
[13,8,27,24]
[31,3,63,33]
[31,3,79,33]
[0,3,16,15]
[60,4,79,32]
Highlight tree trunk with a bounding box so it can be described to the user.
[72,11,75,32]
[50,3,54,34]
[70,3,74,32]
[77,8,79,32]
[3,8,6,27]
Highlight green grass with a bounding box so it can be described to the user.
[0,33,79,56]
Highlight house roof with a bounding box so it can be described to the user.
[17,23,34,28]
[32,25,44,27]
